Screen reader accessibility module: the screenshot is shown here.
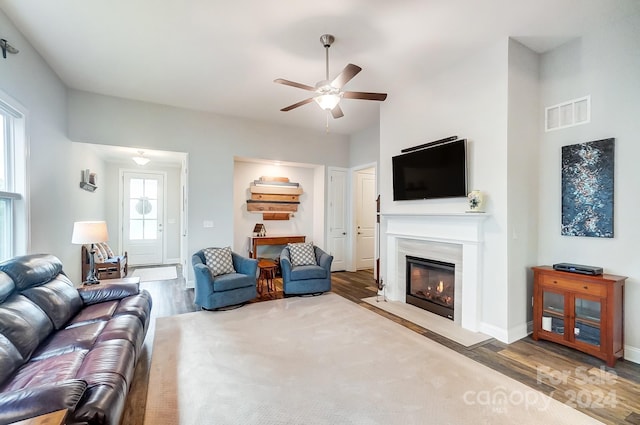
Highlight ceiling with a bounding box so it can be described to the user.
[1,0,637,136]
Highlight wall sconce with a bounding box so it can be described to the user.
[0,39,19,59]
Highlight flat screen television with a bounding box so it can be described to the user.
[392,139,468,201]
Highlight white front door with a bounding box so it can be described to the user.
[327,167,348,271]
[355,168,376,269]
[122,171,165,265]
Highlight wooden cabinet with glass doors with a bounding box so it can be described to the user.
[532,266,626,367]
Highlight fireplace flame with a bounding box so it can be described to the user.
[436,280,444,293]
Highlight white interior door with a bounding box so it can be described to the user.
[327,167,348,271]
[122,171,165,265]
[355,169,376,270]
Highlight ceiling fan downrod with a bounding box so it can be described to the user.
[320,34,334,81]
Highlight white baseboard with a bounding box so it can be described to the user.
[479,322,509,344]
[185,279,195,289]
[164,257,181,264]
[624,344,640,364]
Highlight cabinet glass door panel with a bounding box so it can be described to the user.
[574,297,601,346]
[542,291,564,335]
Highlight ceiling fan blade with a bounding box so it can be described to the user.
[342,91,388,101]
[331,64,362,89]
[331,104,344,119]
[280,98,314,112]
[274,78,316,91]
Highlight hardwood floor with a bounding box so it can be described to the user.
[121,268,640,425]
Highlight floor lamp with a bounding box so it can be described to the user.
[72,220,109,285]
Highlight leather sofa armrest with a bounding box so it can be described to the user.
[0,379,87,425]
[77,282,140,306]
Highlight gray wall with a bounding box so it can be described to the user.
[349,124,379,168]
[537,13,640,356]
[0,9,106,283]
[66,90,350,280]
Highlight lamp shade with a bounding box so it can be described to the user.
[71,221,109,244]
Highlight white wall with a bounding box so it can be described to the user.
[67,89,350,281]
[349,124,379,168]
[506,39,540,336]
[0,10,107,284]
[233,161,317,258]
[538,13,640,360]
[379,39,511,340]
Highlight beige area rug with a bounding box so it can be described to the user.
[144,294,602,425]
[131,266,177,282]
[362,296,492,347]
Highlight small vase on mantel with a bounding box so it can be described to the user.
[467,190,484,212]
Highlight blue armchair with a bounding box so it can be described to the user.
[280,245,333,295]
[192,249,258,309]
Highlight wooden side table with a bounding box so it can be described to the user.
[257,259,278,295]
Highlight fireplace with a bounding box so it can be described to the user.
[406,256,455,320]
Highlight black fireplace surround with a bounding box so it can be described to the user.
[406,255,455,320]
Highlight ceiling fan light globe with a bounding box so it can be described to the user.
[314,94,341,110]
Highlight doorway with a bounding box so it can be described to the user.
[121,171,166,265]
[354,166,376,270]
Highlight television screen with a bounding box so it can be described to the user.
[392,139,467,201]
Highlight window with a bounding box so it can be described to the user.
[0,91,28,261]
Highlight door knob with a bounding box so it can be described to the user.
[342,232,346,235]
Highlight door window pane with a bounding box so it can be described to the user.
[143,220,157,240]
[542,291,564,335]
[575,298,601,346]
[129,219,143,240]
[129,178,144,198]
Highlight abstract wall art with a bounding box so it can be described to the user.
[561,138,615,238]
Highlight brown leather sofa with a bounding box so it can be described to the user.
[0,254,152,425]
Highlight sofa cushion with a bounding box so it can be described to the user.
[0,333,23,386]
[1,350,87,392]
[0,295,53,360]
[66,301,119,328]
[76,340,136,386]
[212,272,255,292]
[0,379,87,425]
[290,264,328,280]
[203,247,236,277]
[114,290,152,330]
[288,243,317,266]
[0,272,15,304]
[0,254,63,291]
[22,274,83,329]
[96,315,144,357]
[31,321,106,361]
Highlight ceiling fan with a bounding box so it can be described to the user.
[274,34,387,119]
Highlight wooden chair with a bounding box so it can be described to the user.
[81,243,128,280]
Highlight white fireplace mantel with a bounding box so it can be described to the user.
[382,212,489,332]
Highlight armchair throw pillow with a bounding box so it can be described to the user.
[203,247,236,277]
[288,242,317,266]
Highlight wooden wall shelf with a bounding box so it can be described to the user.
[247,176,302,220]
